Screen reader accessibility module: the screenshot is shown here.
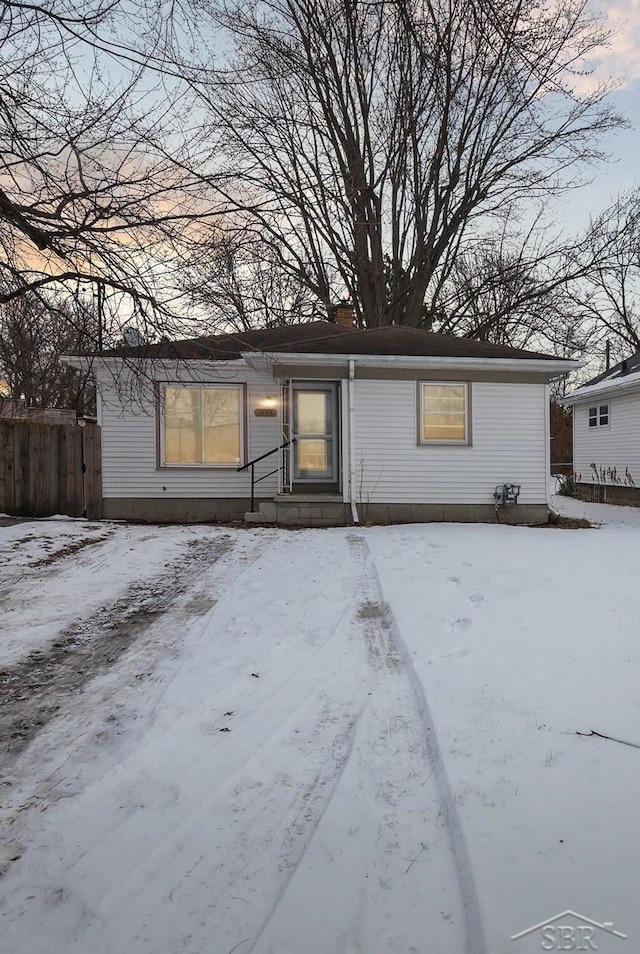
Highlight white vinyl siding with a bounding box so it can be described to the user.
[351,379,547,504]
[98,362,281,498]
[98,361,552,506]
[573,390,640,487]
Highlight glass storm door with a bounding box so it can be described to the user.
[292,385,338,483]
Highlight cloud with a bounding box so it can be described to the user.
[586,0,640,89]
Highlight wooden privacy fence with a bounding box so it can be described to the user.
[0,420,102,519]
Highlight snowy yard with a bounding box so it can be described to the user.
[1,499,639,954]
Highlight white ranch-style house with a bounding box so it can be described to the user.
[66,315,579,526]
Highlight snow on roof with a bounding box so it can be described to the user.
[564,353,640,403]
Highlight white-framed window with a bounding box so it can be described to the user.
[588,404,609,429]
[161,384,243,466]
[419,382,469,444]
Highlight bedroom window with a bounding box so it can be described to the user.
[162,385,243,466]
[419,383,469,444]
[588,404,609,428]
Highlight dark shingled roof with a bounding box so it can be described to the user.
[95,320,561,362]
[577,351,640,389]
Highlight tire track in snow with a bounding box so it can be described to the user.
[244,536,470,954]
[13,533,366,954]
[205,693,362,954]
[1,530,486,954]
[348,533,472,952]
[0,534,234,766]
[0,526,115,613]
[65,619,365,954]
[348,534,488,954]
[0,530,277,882]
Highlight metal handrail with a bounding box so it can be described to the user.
[253,466,280,486]
[237,439,294,512]
[236,439,293,472]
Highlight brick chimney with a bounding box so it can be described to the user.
[334,301,356,327]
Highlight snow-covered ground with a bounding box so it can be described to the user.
[1,499,639,954]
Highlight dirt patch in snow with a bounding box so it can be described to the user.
[0,535,233,768]
[0,528,113,575]
[355,599,400,673]
[542,512,596,530]
[30,533,113,567]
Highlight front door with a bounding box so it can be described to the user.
[292,384,339,491]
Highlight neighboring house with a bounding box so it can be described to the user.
[64,317,578,526]
[562,353,640,505]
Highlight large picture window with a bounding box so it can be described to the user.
[420,382,469,444]
[162,385,243,466]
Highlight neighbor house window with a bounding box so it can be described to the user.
[420,383,469,443]
[162,385,243,465]
[588,404,609,428]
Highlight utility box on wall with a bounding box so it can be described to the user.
[493,483,521,506]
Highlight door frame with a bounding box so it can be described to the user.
[289,381,341,494]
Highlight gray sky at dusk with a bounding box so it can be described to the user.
[558,0,640,229]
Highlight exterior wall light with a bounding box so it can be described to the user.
[255,396,278,417]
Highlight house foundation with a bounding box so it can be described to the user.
[101,496,549,526]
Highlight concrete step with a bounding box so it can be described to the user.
[244,510,272,524]
[244,500,277,524]
[274,493,343,503]
[258,501,277,521]
[274,497,348,526]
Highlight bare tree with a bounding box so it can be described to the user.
[437,244,561,348]
[0,294,97,412]
[0,0,224,338]
[2,0,627,351]
[434,220,599,355]
[186,234,324,332]
[568,190,640,361]
[198,0,622,329]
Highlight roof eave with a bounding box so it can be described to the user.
[63,350,582,379]
[562,375,640,404]
[61,355,90,370]
[61,354,247,372]
[244,351,582,376]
